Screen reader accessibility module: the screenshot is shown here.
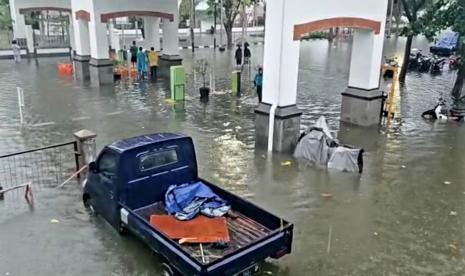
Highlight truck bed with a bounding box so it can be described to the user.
[134,202,272,263]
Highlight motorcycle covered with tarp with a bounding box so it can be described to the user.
[294,116,364,173]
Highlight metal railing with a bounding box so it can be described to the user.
[34,34,70,49]
[0,141,80,199]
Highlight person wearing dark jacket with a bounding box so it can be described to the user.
[244,44,251,64]
[235,45,242,66]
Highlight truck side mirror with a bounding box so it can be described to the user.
[89,161,97,173]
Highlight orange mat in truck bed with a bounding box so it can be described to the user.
[149,215,230,244]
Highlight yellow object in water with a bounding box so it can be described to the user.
[281,161,292,166]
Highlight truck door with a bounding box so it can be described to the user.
[94,149,119,226]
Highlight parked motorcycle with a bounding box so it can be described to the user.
[409,49,423,69]
[383,56,399,78]
[449,55,461,70]
[418,55,433,72]
[430,56,446,74]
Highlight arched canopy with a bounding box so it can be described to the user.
[19,7,71,14]
[100,11,174,23]
[293,17,381,40]
[75,10,91,21]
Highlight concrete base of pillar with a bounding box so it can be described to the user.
[73,54,91,81]
[341,87,383,126]
[160,54,182,61]
[89,58,114,86]
[159,54,182,78]
[255,103,302,153]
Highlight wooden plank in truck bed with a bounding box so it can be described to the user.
[134,202,272,263]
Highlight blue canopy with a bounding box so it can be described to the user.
[436,32,459,50]
[165,182,230,221]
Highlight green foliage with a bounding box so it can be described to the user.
[419,0,465,99]
[420,0,465,42]
[179,0,202,23]
[399,0,431,36]
[0,0,12,30]
[206,0,253,47]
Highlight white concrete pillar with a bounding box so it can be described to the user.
[261,0,300,107]
[255,0,302,152]
[161,18,179,57]
[89,18,110,60]
[25,25,34,53]
[348,29,383,90]
[154,18,161,51]
[108,20,117,50]
[341,6,388,126]
[143,17,161,51]
[9,0,26,39]
[73,18,91,57]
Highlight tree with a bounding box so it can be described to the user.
[179,0,201,25]
[398,0,430,82]
[208,0,251,49]
[421,0,465,101]
[0,0,12,30]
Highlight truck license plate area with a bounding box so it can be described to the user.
[235,264,260,276]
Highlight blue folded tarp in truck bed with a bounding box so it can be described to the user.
[165,182,231,220]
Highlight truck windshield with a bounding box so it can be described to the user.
[98,150,118,179]
[140,149,178,171]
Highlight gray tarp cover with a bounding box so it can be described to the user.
[294,116,361,173]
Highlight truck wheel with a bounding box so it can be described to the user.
[161,263,174,276]
[83,195,97,216]
[161,263,180,276]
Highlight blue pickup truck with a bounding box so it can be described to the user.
[82,133,293,275]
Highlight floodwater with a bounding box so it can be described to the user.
[1,35,465,276]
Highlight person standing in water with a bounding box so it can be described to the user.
[235,45,242,66]
[12,40,21,63]
[130,41,138,67]
[244,43,251,65]
[137,47,147,80]
[148,47,159,80]
[254,67,263,103]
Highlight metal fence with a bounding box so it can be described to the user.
[34,34,70,49]
[0,141,80,197]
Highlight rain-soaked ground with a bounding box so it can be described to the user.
[1,35,465,276]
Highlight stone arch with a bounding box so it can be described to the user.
[18,7,71,14]
[100,11,174,23]
[75,10,91,21]
[293,17,381,41]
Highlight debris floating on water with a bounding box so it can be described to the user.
[50,219,60,224]
[223,122,231,127]
[401,165,407,169]
[281,161,292,166]
[443,181,452,185]
[373,232,379,237]
[449,211,457,216]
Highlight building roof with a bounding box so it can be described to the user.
[108,133,187,152]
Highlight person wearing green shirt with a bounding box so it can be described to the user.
[130,41,138,67]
